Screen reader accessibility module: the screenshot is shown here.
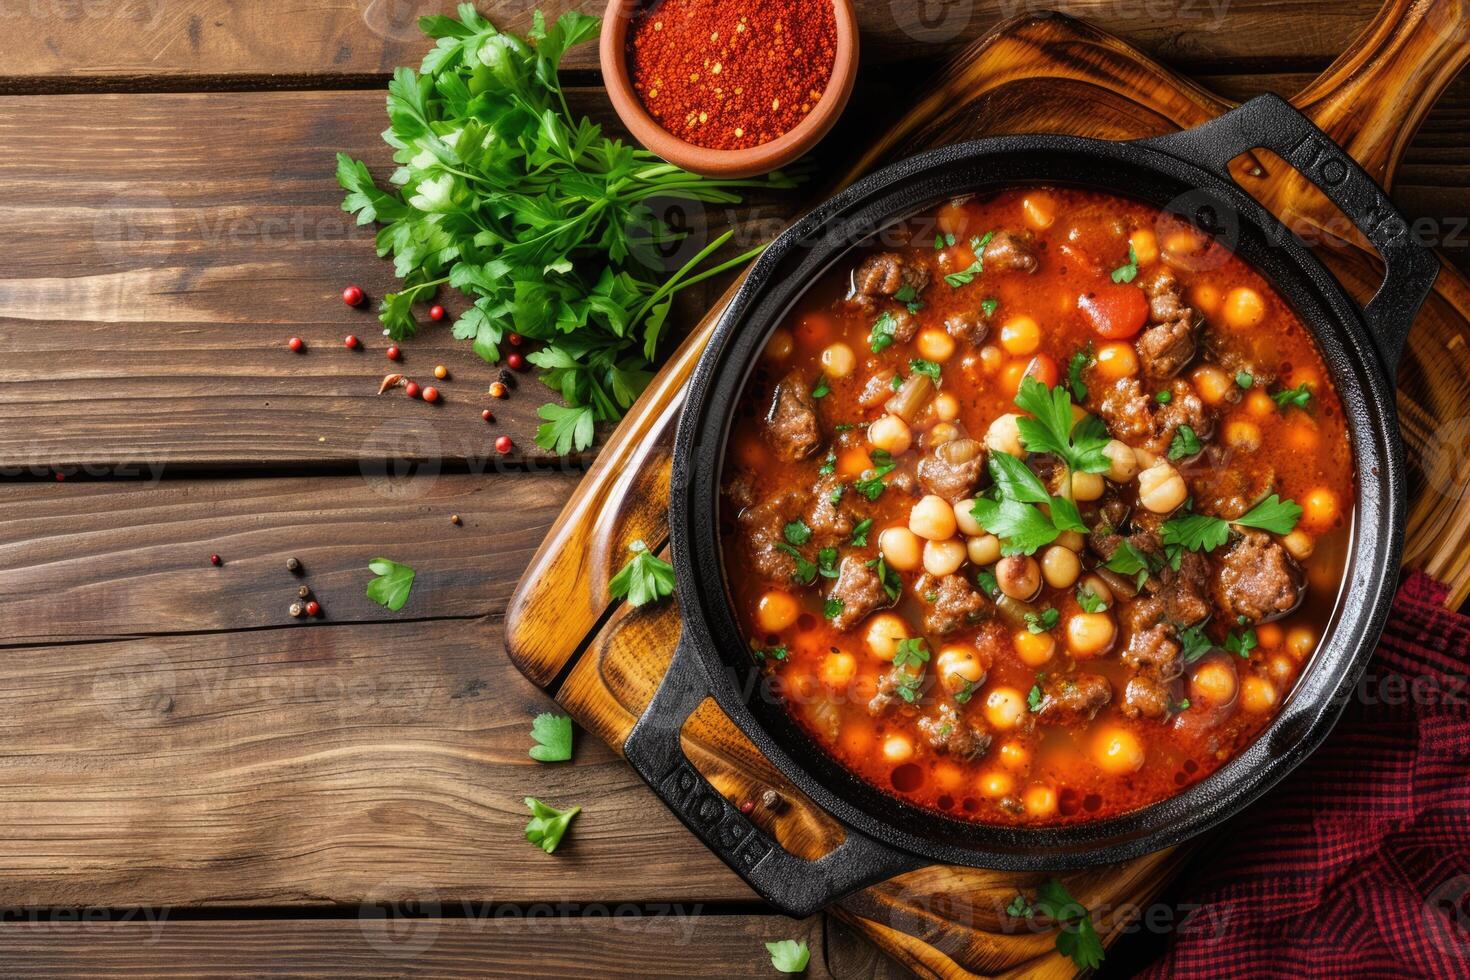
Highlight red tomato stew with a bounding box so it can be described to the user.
[719,186,1353,825]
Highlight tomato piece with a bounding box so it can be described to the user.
[793,311,835,350]
[1019,353,1059,390]
[1078,283,1149,339]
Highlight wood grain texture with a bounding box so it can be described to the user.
[506,4,1470,976]
[0,915,831,977]
[0,0,1392,91]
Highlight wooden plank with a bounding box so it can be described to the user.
[0,0,1390,91]
[1,82,1465,473]
[0,915,832,977]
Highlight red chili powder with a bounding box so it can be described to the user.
[627,0,838,151]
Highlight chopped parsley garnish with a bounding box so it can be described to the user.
[1110,243,1139,283]
[1076,587,1106,613]
[1014,376,1111,474]
[1155,389,1173,404]
[823,597,844,620]
[894,672,925,704]
[853,452,897,500]
[889,372,905,390]
[952,678,978,704]
[1167,423,1202,460]
[893,637,931,669]
[1236,370,1254,388]
[1272,383,1313,410]
[751,643,788,662]
[1103,540,1157,589]
[943,231,994,287]
[775,542,817,585]
[894,283,924,313]
[528,713,573,763]
[1179,624,1214,664]
[981,297,999,316]
[1173,697,1192,712]
[1031,880,1105,970]
[1161,494,1303,551]
[934,232,956,250]
[971,452,1089,556]
[867,555,902,602]
[1225,627,1258,657]
[818,452,836,476]
[817,546,839,579]
[828,482,846,506]
[1026,683,1043,712]
[811,375,830,399]
[909,358,942,383]
[608,541,675,607]
[783,520,812,546]
[523,797,580,854]
[976,568,999,596]
[849,518,873,547]
[1025,608,1061,634]
[1067,347,1093,404]
[869,310,899,353]
[833,422,855,433]
[1006,894,1033,918]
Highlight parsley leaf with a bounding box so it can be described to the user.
[849,518,873,547]
[1179,624,1214,664]
[528,713,573,763]
[893,637,931,669]
[1013,377,1111,474]
[952,678,978,704]
[1235,494,1303,535]
[766,940,811,974]
[981,297,999,316]
[775,543,817,586]
[811,376,831,399]
[535,403,596,455]
[1025,608,1061,634]
[608,539,676,606]
[1103,541,1155,589]
[818,452,836,476]
[1272,383,1313,410]
[366,557,417,611]
[970,498,1063,556]
[894,283,924,313]
[823,597,844,620]
[1067,347,1093,403]
[523,797,580,854]
[976,568,999,596]
[1161,512,1232,553]
[869,311,899,353]
[1027,683,1043,712]
[1167,424,1202,460]
[817,546,839,579]
[1110,243,1139,284]
[751,643,788,662]
[1155,389,1173,404]
[1034,879,1104,971]
[909,358,942,383]
[944,231,994,287]
[868,556,902,602]
[853,456,896,501]
[1006,894,1034,918]
[1226,627,1258,657]
[1076,587,1106,613]
[1236,370,1254,388]
[987,452,1051,504]
[895,672,925,703]
[784,520,812,546]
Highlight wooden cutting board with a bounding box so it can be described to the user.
[506,0,1470,975]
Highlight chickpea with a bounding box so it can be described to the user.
[978,770,1015,799]
[1129,229,1159,265]
[1267,653,1296,686]
[979,345,1003,372]
[1022,193,1056,230]
[1055,530,1085,552]
[985,413,1024,457]
[1095,342,1139,379]
[1190,283,1221,317]
[917,328,957,362]
[1286,420,1319,453]
[1078,574,1113,608]
[999,360,1027,396]
[1000,316,1041,356]
[955,499,984,536]
[1071,470,1105,502]
[763,328,794,360]
[1301,487,1340,532]
[1224,419,1261,451]
[755,591,801,633]
[1224,286,1266,328]
[878,526,922,572]
[996,555,1042,601]
[967,534,1002,566]
[1192,365,1233,405]
[1137,460,1187,514]
[1066,612,1117,658]
[865,613,910,661]
[1190,660,1238,704]
[820,651,857,689]
[1103,439,1139,483]
[997,739,1031,770]
[909,495,958,541]
[1256,622,1284,649]
[932,391,960,422]
[1041,545,1081,589]
[936,645,986,691]
[1283,529,1314,560]
[1023,783,1058,818]
[820,342,856,378]
[923,538,968,577]
[883,734,915,763]
[1245,389,1276,418]
[1013,629,1056,667]
[1286,626,1315,660]
[927,422,960,446]
[868,414,913,455]
[936,200,970,237]
[1239,675,1279,713]
[1091,726,1145,774]
[983,686,1027,730]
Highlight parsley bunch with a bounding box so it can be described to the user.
[337,6,797,452]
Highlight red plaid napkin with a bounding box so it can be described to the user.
[1144,571,1470,977]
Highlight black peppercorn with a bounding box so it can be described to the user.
[286,557,302,574]
[298,585,311,599]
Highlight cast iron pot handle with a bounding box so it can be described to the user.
[624,635,925,918]
[1141,93,1438,375]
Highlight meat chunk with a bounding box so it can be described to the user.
[945,308,991,345]
[1150,549,1213,626]
[868,666,919,715]
[917,703,993,761]
[1141,267,1193,325]
[887,309,920,344]
[981,230,1039,273]
[1120,625,1182,674]
[1094,376,1153,444]
[916,573,990,635]
[764,372,821,461]
[1194,445,1275,519]
[736,491,800,583]
[1137,316,1197,382]
[827,555,891,631]
[807,473,853,542]
[1215,530,1302,624]
[853,252,928,298]
[916,438,986,502]
[1149,378,1213,456]
[1123,675,1171,720]
[1035,673,1112,726]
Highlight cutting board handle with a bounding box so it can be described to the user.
[1292,0,1470,188]
[623,634,924,917]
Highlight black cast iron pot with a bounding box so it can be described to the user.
[624,95,1439,917]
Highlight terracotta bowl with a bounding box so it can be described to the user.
[599,0,860,178]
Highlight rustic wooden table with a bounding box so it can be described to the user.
[0,1,1464,976]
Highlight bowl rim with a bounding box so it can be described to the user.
[598,0,860,178]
